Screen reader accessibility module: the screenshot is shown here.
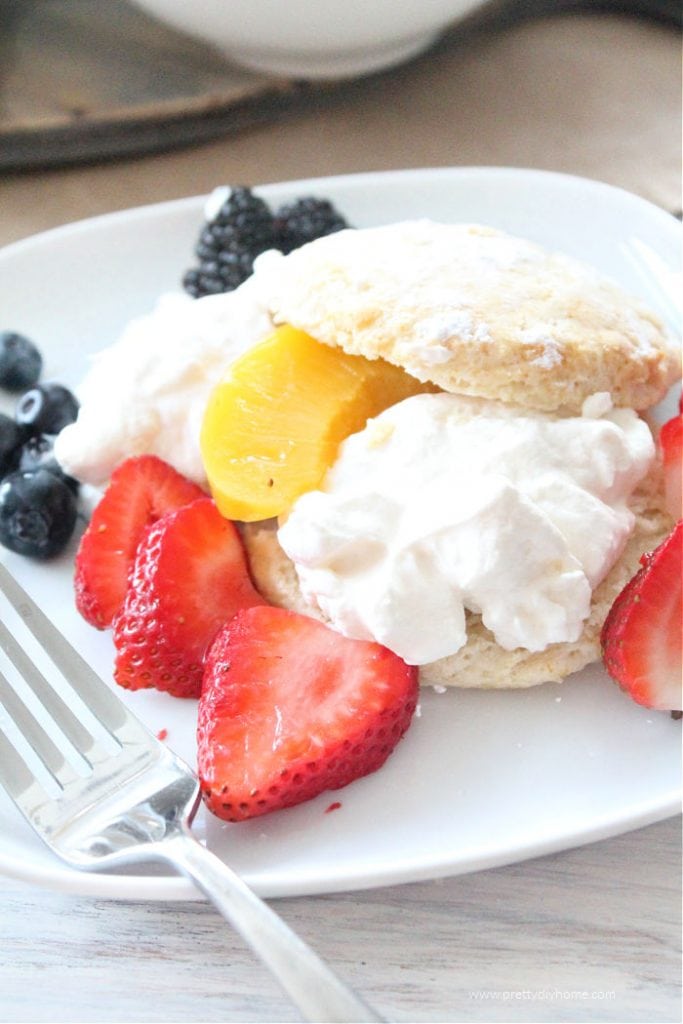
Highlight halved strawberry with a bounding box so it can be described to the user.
[74,455,205,629]
[659,413,682,519]
[601,521,682,711]
[113,497,263,698]
[197,605,419,821]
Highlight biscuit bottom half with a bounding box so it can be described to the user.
[239,465,673,690]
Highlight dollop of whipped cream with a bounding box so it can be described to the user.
[278,392,655,664]
[54,271,277,486]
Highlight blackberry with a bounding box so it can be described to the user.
[0,468,78,559]
[273,197,349,254]
[183,187,276,298]
[18,433,80,495]
[15,382,79,436]
[183,249,256,298]
[0,331,43,391]
[183,267,224,299]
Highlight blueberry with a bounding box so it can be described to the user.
[0,331,43,391]
[0,413,25,477]
[15,383,79,436]
[18,433,80,495]
[0,468,78,559]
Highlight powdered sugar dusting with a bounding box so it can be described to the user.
[401,309,492,365]
[520,326,565,369]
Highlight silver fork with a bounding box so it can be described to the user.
[0,562,383,1024]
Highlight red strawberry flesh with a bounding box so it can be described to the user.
[113,497,263,698]
[601,521,682,711]
[198,605,419,821]
[74,455,205,629]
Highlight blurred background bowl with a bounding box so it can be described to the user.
[129,0,488,79]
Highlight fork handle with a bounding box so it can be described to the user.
[159,831,384,1023]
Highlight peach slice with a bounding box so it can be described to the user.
[200,324,435,521]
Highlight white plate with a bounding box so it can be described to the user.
[0,167,680,901]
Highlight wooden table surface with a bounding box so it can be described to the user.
[0,6,681,1023]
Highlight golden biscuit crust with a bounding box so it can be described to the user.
[261,221,680,413]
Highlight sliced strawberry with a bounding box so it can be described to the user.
[113,497,263,698]
[197,605,419,822]
[601,521,682,711]
[74,455,205,629]
[659,413,682,519]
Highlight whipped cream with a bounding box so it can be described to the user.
[54,274,275,486]
[278,392,655,664]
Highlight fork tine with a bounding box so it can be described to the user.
[0,663,83,789]
[0,617,98,760]
[0,727,49,802]
[0,563,130,736]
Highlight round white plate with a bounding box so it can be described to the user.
[0,167,680,901]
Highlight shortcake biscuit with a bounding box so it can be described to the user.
[261,221,679,414]
[243,220,680,689]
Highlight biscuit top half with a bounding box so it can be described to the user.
[259,220,680,413]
